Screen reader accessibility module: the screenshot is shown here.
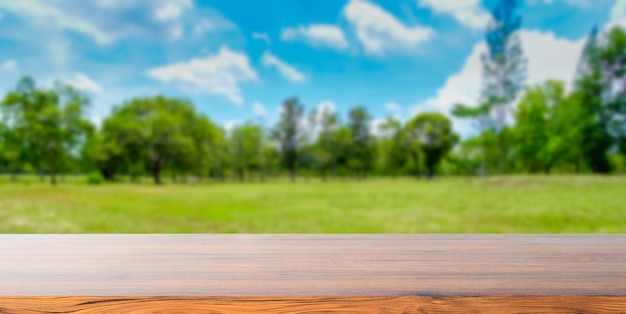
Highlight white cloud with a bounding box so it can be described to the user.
[370,118,388,137]
[194,20,213,35]
[385,101,402,112]
[411,30,585,136]
[0,0,193,45]
[417,0,489,30]
[281,24,348,50]
[528,0,588,6]
[343,0,434,55]
[147,45,257,105]
[252,32,271,45]
[253,101,268,117]
[65,73,103,94]
[0,0,113,45]
[317,101,336,115]
[195,19,235,36]
[262,51,307,82]
[608,0,626,29]
[224,120,239,134]
[154,1,190,21]
[1,59,18,72]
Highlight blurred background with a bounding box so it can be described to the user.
[0,0,625,233]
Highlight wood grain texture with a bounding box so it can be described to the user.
[0,297,625,313]
[0,235,625,296]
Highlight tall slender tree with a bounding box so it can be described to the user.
[347,105,374,179]
[481,0,527,173]
[273,97,304,182]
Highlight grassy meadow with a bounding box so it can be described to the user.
[0,175,625,233]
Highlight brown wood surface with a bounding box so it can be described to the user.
[0,296,625,313]
[1,234,625,296]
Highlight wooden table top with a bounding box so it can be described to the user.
[1,234,625,296]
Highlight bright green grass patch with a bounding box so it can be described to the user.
[0,175,624,233]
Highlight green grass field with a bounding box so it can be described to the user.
[0,175,625,233]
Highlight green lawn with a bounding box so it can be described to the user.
[0,175,624,233]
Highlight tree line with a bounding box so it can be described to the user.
[1,0,626,185]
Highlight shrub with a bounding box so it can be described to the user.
[86,171,104,185]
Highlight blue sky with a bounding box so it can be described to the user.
[0,0,622,133]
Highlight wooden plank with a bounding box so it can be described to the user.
[1,296,626,313]
[1,235,625,296]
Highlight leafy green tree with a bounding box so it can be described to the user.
[481,0,527,173]
[514,80,588,174]
[327,125,353,179]
[598,27,626,170]
[347,106,375,179]
[452,99,497,176]
[378,116,409,179]
[188,115,224,182]
[273,97,304,182]
[574,31,614,173]
[101,96,212,184]
[406,113,459,179]
[514,81,557,173]
[307,105,339,181]
[2,77,92,185]
[548,92,588,172]
[230,123,264,182]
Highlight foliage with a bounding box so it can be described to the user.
[405,113,459,179]
[481,0,527,173]
[99,95,220,184]
[272,97,304,182]
[1,77,92,185]
[86,171,104,185]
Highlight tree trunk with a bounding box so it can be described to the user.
[47,152,57,186]
[426,166,434,180]
[50,168,57,186]
[498,133,506,175]
[411,152,421,179]
[238,168,244,182]
[152,161,162,185]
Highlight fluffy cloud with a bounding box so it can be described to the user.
[147,45,257,105]
[385,101,403,112]
[0,0,193,45]
[262,51,307,82]
[343,0,434,55]
[1,59,18,72]
[253,101,268,117]
[252,32,271,45]
[370,118,389,137]
[608,0,626,29]
[194,20,213,35]
[528,0,588,6]
[281,24,349,50]
[65,73,103,94]
[411,30,585,135]
[417,0,489,30]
